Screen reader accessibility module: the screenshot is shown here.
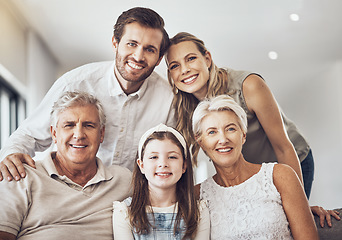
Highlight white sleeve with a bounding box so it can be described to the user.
[194,200,211,240]
[0,74,71,161]
[113,201,134,240]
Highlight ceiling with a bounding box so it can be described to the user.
[6,0,342,99]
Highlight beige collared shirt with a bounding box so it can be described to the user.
[0,152,132,239]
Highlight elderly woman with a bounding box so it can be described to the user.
[193,95,318,239]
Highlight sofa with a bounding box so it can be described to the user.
[315,208,342,240]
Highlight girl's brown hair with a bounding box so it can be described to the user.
[129,131,199,239]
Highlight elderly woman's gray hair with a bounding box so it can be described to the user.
[192,95,247,138]
[50,91,106,127]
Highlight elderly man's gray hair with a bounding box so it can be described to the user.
[50,91,106,127]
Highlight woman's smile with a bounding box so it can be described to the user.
[182,74,198,84]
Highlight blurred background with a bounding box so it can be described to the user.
[1,0,341,208]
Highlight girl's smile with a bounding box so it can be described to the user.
[138,139,186,192]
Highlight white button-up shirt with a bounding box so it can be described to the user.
[0,61,175,171]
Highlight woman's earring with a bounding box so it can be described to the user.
[175,87,178,94]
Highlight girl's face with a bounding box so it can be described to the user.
[166,41,212,100]
[138,138,186,193]
[198,111,246,168]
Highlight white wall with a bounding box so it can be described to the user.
[27,32,58,113]
[281,61,342,209]
[0,0,27,85]
[0,0,59,114]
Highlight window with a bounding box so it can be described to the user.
[0,72,26,148]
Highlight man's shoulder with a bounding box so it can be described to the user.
[145,71,173,96]
[0,162,48,188]
[22,160,50,179]
[148,71,171,87]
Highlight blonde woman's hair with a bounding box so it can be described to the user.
[166,32,233,165]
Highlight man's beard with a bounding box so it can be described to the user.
[115,52,155,83]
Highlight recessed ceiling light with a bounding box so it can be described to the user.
[268,51,278,60]
[290,13,300,22]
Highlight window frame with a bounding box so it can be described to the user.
[0,65,26,148]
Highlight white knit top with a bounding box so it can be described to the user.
[200,163,293,240]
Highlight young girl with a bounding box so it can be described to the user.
[113,124,210,239]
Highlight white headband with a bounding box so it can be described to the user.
[138,123,187,159]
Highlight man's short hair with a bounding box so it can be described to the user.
[113,7,170,58]
[50,91,106,127]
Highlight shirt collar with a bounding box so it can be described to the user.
[44,152,114,186]
[87,157,114,185]
[133,75,149,100]
[107,61,125,97]
[44,152,59,176]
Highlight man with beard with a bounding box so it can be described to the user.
[0,7,175,180]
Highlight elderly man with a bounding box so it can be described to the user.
[0,91,131,240]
